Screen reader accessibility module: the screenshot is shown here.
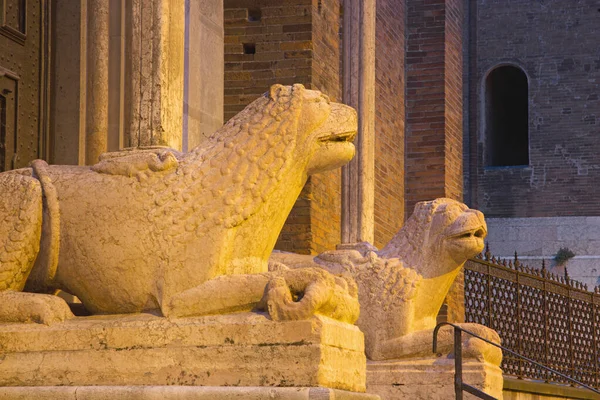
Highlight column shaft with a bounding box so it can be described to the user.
[341,0,376,244]
[85,0,110,164]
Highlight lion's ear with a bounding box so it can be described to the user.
[269,84,285,101]
[413,201,430,214]
[292,83,305,92]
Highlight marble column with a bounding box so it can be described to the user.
[341,0,376,245]
[85,0,110,164]
[124,0,185,150]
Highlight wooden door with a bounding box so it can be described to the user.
[0,0,49,172]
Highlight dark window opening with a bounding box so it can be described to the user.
[247,8,261,22]
[243,43,256,54]
[485,66,529,167]
[18,0,26,33]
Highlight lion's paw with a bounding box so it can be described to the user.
[457,323,503,366]
[259,268,360,324]
[0,291,75,325]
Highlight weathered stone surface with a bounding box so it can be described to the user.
[185,0,224,150]
[503,377,598,400]
[0,84,358,325]
[341,0,376,246]
[0,313,367,392]
[485,216,600,289]
[125,0,185,150]
[367,357,503,400]
[85,0,110,165]
[272,199,500,363]
[0,386,380,400]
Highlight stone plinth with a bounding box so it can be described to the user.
[0,386,380,400]
[366,357,503,400]
[0,312,367,393]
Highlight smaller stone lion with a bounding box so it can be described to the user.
[0,84,359,325]
[271,198,501,365]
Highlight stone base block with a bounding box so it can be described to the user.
[0,386,380,400]
[0,312,366,392]
[366,357,504,400]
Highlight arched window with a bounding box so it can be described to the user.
[485,66,529,167]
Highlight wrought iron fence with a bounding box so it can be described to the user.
[464,245,600,388]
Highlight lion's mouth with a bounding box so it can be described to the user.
[449,227,487,241]
[318,130,357,143]
[446,225,487,261]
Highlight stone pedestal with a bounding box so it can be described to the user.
[0,312,376,399]
[366,357,503,400]
[0,386,379,400]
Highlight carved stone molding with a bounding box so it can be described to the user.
[0,0,26,45]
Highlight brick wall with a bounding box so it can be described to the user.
[405,0,454,217]
[224,0,341,255]
[373,0,406,249]
[223,0,312,122]
[466,0,600,218]
[405,0,446,214]
[404,0,464,213]
[405,0,465,322]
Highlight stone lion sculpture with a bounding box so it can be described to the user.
[0,84,360,325]
[270,198,502,364]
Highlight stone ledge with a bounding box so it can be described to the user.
[0,312,366,392]
[366,357,503,400]
[503,377,600,400]
[0,386,381,400]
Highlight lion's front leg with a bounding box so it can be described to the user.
[449,323,503,365]
[370,323,502,366]
[163,267,359,324]
[163,273,271,318]
[0,291,74,324]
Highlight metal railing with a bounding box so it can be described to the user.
[464,246,600,387]
[433,322,600,400]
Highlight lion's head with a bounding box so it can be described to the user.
[184,83,356,176]
[378,198,487,278]
[285,85,357,175]
[163,84,356,237]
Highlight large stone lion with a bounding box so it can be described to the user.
[0,84,359,324]
[271,198,502,364]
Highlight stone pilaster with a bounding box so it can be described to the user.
[184,0,224,151]
[341,0,376,245]
[85,0,110,164]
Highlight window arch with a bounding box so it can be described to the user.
[484,65,529,167]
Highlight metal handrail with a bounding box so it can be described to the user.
[433,322,600,400]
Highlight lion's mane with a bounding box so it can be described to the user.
[338,199,456,313]
[142,84,320,242]
[377,198,450,266]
